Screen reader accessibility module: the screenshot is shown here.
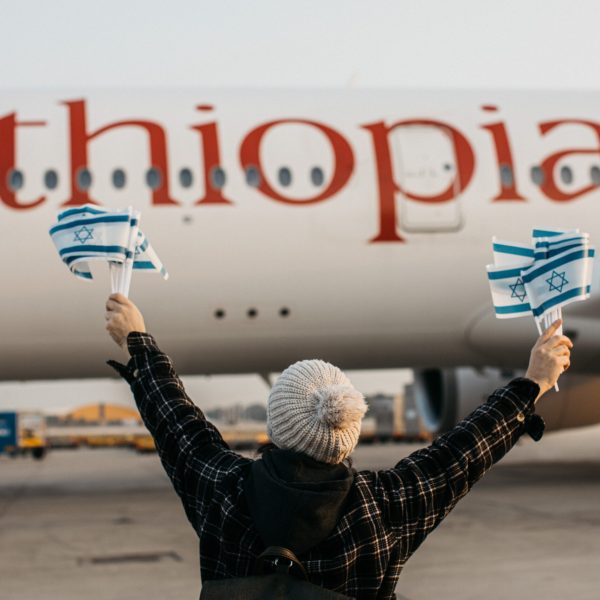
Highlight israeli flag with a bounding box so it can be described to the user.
[487,228,595,323]
[522,244,595,319]
[49,204,168,296]
[487,227,593,392]
[133,231,169,280]
[486,262,533,319]
[49,207,132,281]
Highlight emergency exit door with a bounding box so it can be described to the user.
[393,124,464,232]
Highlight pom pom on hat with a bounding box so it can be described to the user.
[313,385,367,429]
[267,359,367,464]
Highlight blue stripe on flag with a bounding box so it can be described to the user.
[532,229,564,238]
[495,303,532,315]
[64,256,93,265]
[58,206,108,221]
[133,261,168,278]
[531,286,592,317]
[522,249,595,283]
[59,245,128,257]
[493,243,534,258]
[487,267,525,280]
[535,236,585,248]
[534,243,587,260]
[133,261,154,269]
[49,214,130,235]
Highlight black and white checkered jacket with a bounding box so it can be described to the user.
[109,332,543,600]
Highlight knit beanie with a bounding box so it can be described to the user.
[267,359,368,464]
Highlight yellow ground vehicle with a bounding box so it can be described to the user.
[0,412,47,460]
[132,434,156,453]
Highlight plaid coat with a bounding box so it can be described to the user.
[109,333,544,600]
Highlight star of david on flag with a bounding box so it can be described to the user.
[509,278,526,302]
[487,228,594,391]
[74,225,94,244]
[49,205,168,297]
[546,270,568,293]
[487,229,594,325]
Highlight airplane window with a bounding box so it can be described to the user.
[279,307,290,318]
[499,164,514,187]
[311,167,324,186]
[247,308,258,318]
[44,170,59,190]
[146,167,162,190]
[214,309,225,319]
[77,168,92,191]
[560,165,573,185]
[591,166,600,185]
[245,166,260,188]
[530,166,544,186]
[210,166,226,189]
[112,169,126,189]
[278,167,292,187]
[7,169,24,191]
[179,168,193,188]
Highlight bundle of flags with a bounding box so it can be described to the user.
[49,205,168,297]
[486,228,594,335]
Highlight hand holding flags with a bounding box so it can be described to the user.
[486,228,594,390]
[49,205,168,297]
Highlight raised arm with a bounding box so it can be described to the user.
[105,294,250,533]
[371,320,571,559]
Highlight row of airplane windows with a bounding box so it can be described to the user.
[5,164,600,192]
[5,165,326,192]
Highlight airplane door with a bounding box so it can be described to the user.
[393,124,464,232]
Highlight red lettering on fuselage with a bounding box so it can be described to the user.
[191,105,234,205]
[2,97,600,243]
[480,106,526,202]
[239,119,354,204]
[539,119,600,202]
[361,119,475,243]
[0,114,47,210]
[61,99,179,207]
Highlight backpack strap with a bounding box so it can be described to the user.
[256,546,309,581]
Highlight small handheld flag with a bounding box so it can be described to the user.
[133,230,169,279]
[49,205,168,297]
[486,228,594,391]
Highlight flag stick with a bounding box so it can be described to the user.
[538,313,560,392]
[556,307,563,336]
[109,262,118,294]
[555,307,563,392]
[119,263,125,295]
[122,212,140,298]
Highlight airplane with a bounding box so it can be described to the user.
[2,89,600,435]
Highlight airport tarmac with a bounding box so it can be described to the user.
[2,426,600,600]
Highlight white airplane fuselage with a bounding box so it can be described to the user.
[2,89,600,382]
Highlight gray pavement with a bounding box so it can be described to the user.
[2,426,600,599]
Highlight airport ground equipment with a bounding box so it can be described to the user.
[0,411,47,459]
[360,392,431,444]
